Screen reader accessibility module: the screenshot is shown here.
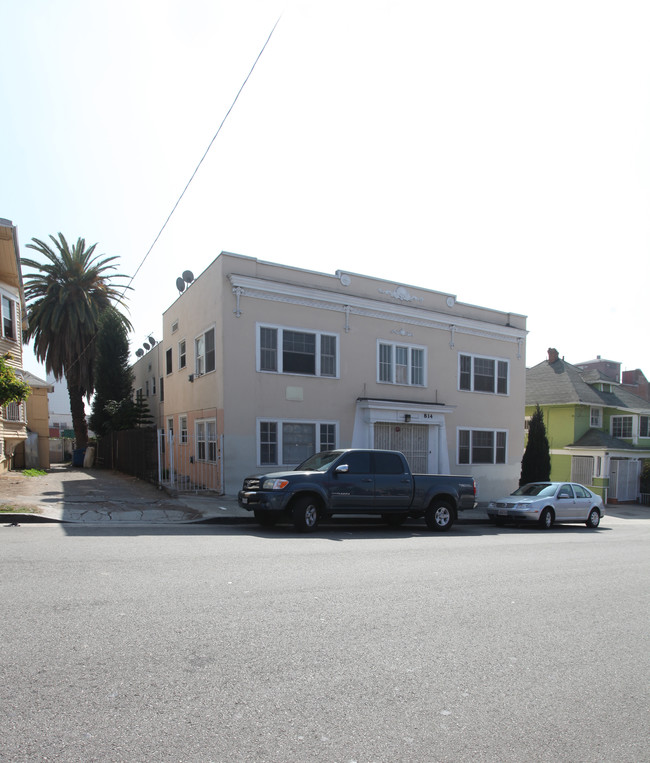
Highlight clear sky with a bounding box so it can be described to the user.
[2,0,648,379]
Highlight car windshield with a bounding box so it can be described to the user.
[296,450,342,472]
[511,483,556,497]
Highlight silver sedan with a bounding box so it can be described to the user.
[487,482,605,529]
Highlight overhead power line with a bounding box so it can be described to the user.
[125,14,283,291]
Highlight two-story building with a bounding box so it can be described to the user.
[527,348,650,502]
[142,252,527,500]
[0,218,51,472]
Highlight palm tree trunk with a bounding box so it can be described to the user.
[66,374,89,449]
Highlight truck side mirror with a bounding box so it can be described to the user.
[335,464,349,474]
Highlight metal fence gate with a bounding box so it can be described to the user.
[609,459,639,502]
[571,456,594,486]
[374,422,429,473]
[157,430,223,493]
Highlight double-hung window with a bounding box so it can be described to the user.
[179,415,188,444]
[590,407,602,428]
[195,328,215,375]
[640,416,649,438]
[178,339,186,369]
[2,295,16,340]
[258,325,338,378]
[459,354,508,395]
[196,419,217,462]
[458,429,507,464]
[378,341,425,386]
[611,416,633,438]
[258,419,337,466]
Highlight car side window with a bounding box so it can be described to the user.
[573,485,588,498]
[373,452,404,474]
[558,484,574,498]
[342,452,372,474]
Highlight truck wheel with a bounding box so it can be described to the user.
[425,500,454,532]
[254,510,278,528]
[292,496,320,532]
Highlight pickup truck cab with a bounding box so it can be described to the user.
[238,448,476,532]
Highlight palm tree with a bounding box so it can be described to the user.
[22,233,131,448]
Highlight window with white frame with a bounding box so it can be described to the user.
[196,419,217,462]
[167,417,174,436]
[258,325,338,377]
[611,416,633,438]
[458,428,507,464]
[258,419,337,466]
[590,407,602,428]
[459,354,508,395]
[2,294,16,340]
[178,339,186,369]
[195,328,215,375]
[179,415,188,444]
[378,341,425,386]
[639,416,649,438]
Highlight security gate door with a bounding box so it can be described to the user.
[374,423,429,473]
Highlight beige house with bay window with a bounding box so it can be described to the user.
[143,252,527,500]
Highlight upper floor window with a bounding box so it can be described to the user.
[178,339,186,369]
[195,328,215,375]
[3,401,22,422]
[378,341,425,386]
[258,325,337,378]
[2,295,16,340]
[640,416,649,438]
[459,354,508,395]
[166,348,173,375]
[590,407,602,428]
[611,416,633,438]
[458,428,507,464]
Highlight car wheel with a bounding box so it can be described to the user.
[539,508,554,529]
[292,496,320,532]
[585,508,601,528]
[383,513,407,527]
[254,510,278,528]
[425,500,454,532]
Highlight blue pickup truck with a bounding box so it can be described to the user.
[238,448,476,532]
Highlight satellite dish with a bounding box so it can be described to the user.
[135,349,144,357]
[176,277,185,292]
[143,343,150,351]
[148,336,156,346]
[182,270,194,284]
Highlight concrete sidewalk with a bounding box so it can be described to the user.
[2,465,648,526]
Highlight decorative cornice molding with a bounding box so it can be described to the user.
[391,327,414,337]
[378,286,423,303]
[228,273,527,347]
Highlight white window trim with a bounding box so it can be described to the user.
[458,352,510,395]
[195,417,217,462]
[457,427,508,466]
[611,415,633,439]
[179,414,188,444]
[590,407,602,428]
[376,339,427,387]
[195,325,216,377]
[256,417,338,467]
[178,339,187,370]
[256,323,340,379]
[1,290,18,342]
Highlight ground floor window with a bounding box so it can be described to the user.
[196,419,217,462]
[458,428,507,464]
[258,419,337,466]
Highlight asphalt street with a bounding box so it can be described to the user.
[2,514,649,762]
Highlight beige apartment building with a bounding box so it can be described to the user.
[134,252,527,500]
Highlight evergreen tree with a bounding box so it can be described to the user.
[520,405,551,485]
[89,308,134,436]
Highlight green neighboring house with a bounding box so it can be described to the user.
[526,349,650,503]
